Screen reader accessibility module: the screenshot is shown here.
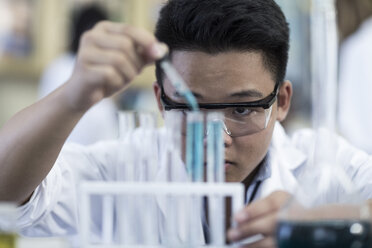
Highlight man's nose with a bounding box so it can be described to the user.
[203,121,232,146]
[221,121,233,147]
[223,130,233,147]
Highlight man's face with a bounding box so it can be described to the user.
[154,50,291,183]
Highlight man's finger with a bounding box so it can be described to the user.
[90,32,145,71]
[228,212,277,241]
[83,48,138,83]
[88,65,124,94]
[239,236,276,248]
[97,22,156,47]
[96,22,168,60]
[235,191,291,224]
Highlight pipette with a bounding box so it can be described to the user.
[159,57,199,112]
[159,57,204,246]
[159,56,203,180]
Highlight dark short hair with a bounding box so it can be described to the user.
[70,4,108,54]
[155,0,290,85]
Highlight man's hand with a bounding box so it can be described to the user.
[65,21,168,111]
[0,21,168,204]
[227,191,291,248]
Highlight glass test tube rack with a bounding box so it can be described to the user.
[79,181,244,248]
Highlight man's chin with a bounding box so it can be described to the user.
[224,174,240,183]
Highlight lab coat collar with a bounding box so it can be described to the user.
[245,122,307,201]
[252,121,308,184]
[271,122,307,171]
[254,152,272,184]
[253,122,308,199]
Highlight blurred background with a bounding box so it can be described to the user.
[1,0,372,151]
[0,0,165,145]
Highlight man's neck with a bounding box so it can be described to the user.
[241,155,267,202]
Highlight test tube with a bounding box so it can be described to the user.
[138,112,159,245]
[138,112,158,181]
[116,111,137,181]
[102,195,114,244]
[117,111,136,141]
[164,111,183,245]
[185,111,204,246]
[117,146,138,245]
[186,111,204,182]
[138,112,157,130]
[206,112,226,245]
[164,111,183,181]
[116,111,138,245]
[160,57,202,245]
[207,112,225,183]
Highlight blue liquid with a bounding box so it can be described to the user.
[183,92,199,112]
[277,220,372,248]
[207,120,224,182]
[186,120,204,182]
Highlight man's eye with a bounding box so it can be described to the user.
[233,107,252,115]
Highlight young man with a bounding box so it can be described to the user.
[0,0,371,247]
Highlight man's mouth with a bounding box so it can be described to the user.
[203,160,236,170]
[224,160,236,170]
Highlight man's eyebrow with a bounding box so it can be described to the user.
[230,90,264,98]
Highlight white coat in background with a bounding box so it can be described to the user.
[39,53,118,145]
[339,17,372,154]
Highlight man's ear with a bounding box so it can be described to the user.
[276,80,292,122]
[153,81,164,116]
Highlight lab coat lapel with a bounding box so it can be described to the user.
[257,122,307,199]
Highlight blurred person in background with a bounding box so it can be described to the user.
[0,1,33,58]
[337,0,372,153]
[39,4,118,145]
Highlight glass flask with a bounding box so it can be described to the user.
[276,0,372,247]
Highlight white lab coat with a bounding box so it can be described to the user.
[16,122,372,243]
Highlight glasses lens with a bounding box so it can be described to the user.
[223,106,273,137]
[168,105,273,137]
